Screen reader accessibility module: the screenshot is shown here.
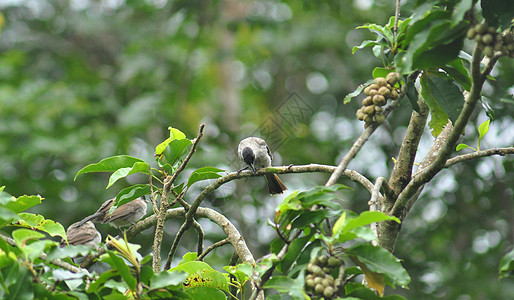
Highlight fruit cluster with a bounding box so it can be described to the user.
[356,72,400,127]
[466,22,514,58]
[305,254,343,298]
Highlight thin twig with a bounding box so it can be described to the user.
[197,238,231,261]
[192,220,204,255]
[393,0,401,41]
[149,165,159,214]
[445,147,514,168]
[326,97,402,187]
[369,177,387,245]
[1,234,84,274]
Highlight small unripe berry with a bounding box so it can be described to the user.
[375,77,387,87]
[482,34,493,44]
[323,286,335,298]
[466,28,476,39]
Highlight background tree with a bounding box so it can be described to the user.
[0,0,513,299]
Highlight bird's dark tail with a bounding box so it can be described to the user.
[265,174,287,195]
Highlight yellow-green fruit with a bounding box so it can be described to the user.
[390,89,399,100]
[378,86,391,98]
[318,255,328,266]
[494,42,503,51]
[322,278,332,288]
[467,28,476,39]
[314,283,324,294]
[484,46,494,57]
[362,96,373,106]
[323,286,335,298]
[482,34,494,44]
[368,89,378,96]
[475,23,487,34]
[375,113,386,124]
[375,106,383,112]
[375,77,387,87]
[306,278,315,288]
[363,86,372,95]
[314,276,323,285]
[386,72,399,85]
[327,257,342,267]
[363,115,373,123]
[488,26,496,34]
[373,94,386,106]
[364,105,375,114]
[357,112,365,121]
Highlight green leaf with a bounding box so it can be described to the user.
[296,184,350,210]
[332,212,347,238]
[404,77,420,113]
[290,210,328,230]
[46,244,97,261]
[156,126,188,155]
[107,162,150,189]
[263,276,296,292]
[420,74,450,137]
[398,9,467,73]
[347,244,410,287]
[339,226,377,243]
[75,155,145,181]
[38,219,67,239]
[352,39,389,54]
[5,195,42,213]
[442,59,472,91]
[171,261,229,292]
[179,252,198,264]
[15,212,44,227]
[477,119,490,151]
[424,73,464,122]
[342,211,400,232]
[343,79,375,104]
[186,167,224,188]
[452,0,473,24]
[278,234,312,274]
[481,0,513,29]
[413,36,464,71]
[12,228,45,245]
[456,143,475,151]
[150,271,188,290]
[87,270,118,293]
[185,286,226,300]
[478,119,490,141]
[163,139,193,166]
[104,251,138,291]
[356,23,393,45]
[499,248,514,279]
[372,67,389,79]
[114,184,151,207]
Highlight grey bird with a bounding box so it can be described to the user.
[61,221,101,248]
[238,137,287,195]
[76,197,148,231]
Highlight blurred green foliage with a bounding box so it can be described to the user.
[0,0,512,298]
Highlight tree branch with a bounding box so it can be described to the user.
[445,147,514,168]
[1,234,85,274]
[152,123,205,272]
[387,97,428,207]
[390,45,498,218]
